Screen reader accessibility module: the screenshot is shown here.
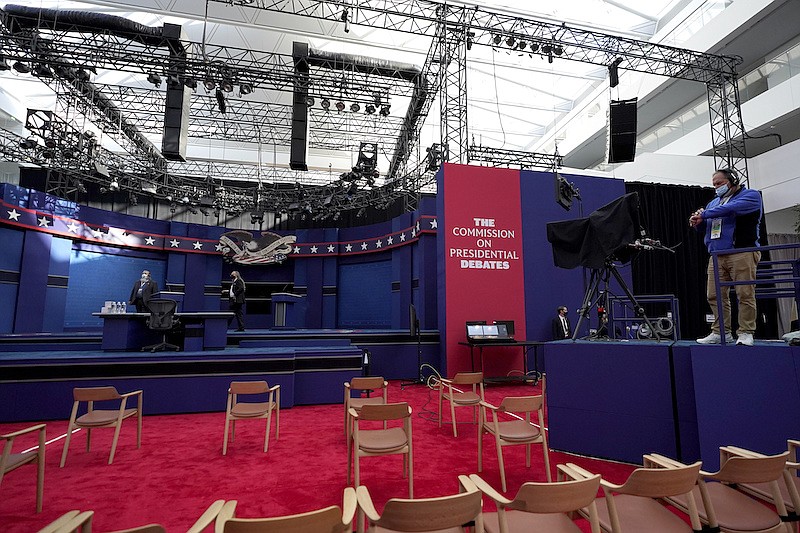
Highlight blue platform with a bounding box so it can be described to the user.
[544,339,800,468]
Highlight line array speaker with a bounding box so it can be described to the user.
[608,98,638,164]
[290,42,309,171]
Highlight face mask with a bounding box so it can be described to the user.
[715,184,729,198]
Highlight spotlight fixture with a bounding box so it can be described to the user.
[239,83,253,95]
[19,137,37,150]
[75,180,86,193]
[306,96,315,107]
[321,98,331,110]
[517,41,527,51]
[250,210,264,225]
[32,64,54,78]
[169,202,177,214]
[203,76,216,91]
[12,61,30,74]
[75,68,90,81]
[466,31,475,51]
[350,103,360,112]
[220,80,234,93]
[506,36,515,47]
[147,72,162,87]
[379,104,391,117]
[129,193,138,206]
[184,77,198,89]
[109,179,120,191]
[335,101,346,112]
[54,65,76,78]
[167,74,181,88]
[41,149,55,159]
[492,34,502,46]
[44,138,57,149]
[529,42,539,53]
[541,43,552,55]
[0,55,10,71]
[365,104,376,114]
[553,44,564,56]
[62,148,75,159]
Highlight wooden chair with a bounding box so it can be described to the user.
[37,500,227,533]
[348,402,413,497]
[438,372,484,437]
[470,466,602,533]
[1,423,45,513]
[355,476,483,533]
[206,489,356,532]
[734,441,800,515]
[223,381,280,455]
[660,448,793,533]
[566,455,704,533]
[60,386,142,467]
[344,376,388,441]
[479,394,550,492]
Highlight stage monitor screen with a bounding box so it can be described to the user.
[467,324,484,337]
[493,320,515,336]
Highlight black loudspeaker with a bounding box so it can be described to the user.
[608,98,638,163]
[290,42,309,171]
[162,86,190,161]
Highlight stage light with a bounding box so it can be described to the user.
[62,148,75,159]
[12,61,30,74]
[466,31,475,51]
[517,41,527,51]
[306,96,315,106]
[20,137,37,150]
[169,202,177,214]
[167,74,181,88]
[506,36,515,47]
[379,104,391,117]
[356,207,366,217]
[147,72,162,87]
[492,34,502,46]
[365,104,376,114]
[54,65,75,78]
[529,42,539,53]
[129,193,138,206]
[321,98,331,110]
[250,210,264,225]
[75,180,86,193]
[203,76,216,91]
[541,43,552,55]
[215,89,227,114]
[75,68,90,81]
[239,83,253,95]
[109,179,120,191]
[41,149,54,159]
[350,103,360,112]
[221,80,234,93]
[0,56,10,71]
[335,101,346,112]
[33,64,54,78]
[184,77,197,89]
[44,138,57,149]
[553,44,564,56]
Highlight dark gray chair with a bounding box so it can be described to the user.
[141,299,180,352]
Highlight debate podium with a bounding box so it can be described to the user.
[272,293,305,328]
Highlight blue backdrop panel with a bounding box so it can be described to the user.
[0,227,23,333]
[15,230,52,333]
[671,342,700,463]
[691,344,800,470]
[42,237,72,332]
[545,340,678,463]
[337,260,392,328]
[64,250,166,328]
[520,171,627,343]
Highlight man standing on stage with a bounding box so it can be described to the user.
[129,269,159,313]
[690,168,762,346]
[228,270,246,332]
[552,305,571,340]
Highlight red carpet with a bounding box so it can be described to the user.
[0,381,638,532]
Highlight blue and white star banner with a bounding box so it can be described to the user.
[1,200,438,258]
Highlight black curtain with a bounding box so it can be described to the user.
[626,182,777,341]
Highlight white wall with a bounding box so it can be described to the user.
[749,136,800,215]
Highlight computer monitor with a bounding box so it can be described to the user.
[467,324,484,337]
[493,320,515,336]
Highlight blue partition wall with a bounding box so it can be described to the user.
[338,261,392,328]
[0,227,23,333]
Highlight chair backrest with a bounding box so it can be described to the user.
[452,372,483,385]
[223,506,347,533]
[349,377,386,391]
[618,462,702,498]
[511,475,601,514]
[74,386,121,402]
[146,299,177,330]
[375,490,483,532]
[499,395,543,413]
[230,381,269,395]
[359,402,410,421]
[716,452,789,484]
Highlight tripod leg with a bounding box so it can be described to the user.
[609,265,661,340]
[573,269,602,340]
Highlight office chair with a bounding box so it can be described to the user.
[141,299,180,352]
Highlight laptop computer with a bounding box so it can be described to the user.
[466,323,515,343]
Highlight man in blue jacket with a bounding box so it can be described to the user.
[689,169,762,346]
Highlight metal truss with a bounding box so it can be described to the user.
[220,0,748,182]
[439,11,469,165]
[467,145,562,170]
[707,76,748,187]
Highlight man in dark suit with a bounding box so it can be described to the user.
[129,270,159,313]
[552,305,571,340]
[228,270,246,332]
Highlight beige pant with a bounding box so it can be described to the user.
[707,251,761,335]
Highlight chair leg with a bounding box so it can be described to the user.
[60,422,75,468]
[450,399,458,437]
[264,410,272,453]
[137,409,142,449]
[346,439,352,485]
[36,453,44,513]
[109,421,124,465]
[542,442,552,482]
[526,443,531,468]
[496,439,507,492]
[477,425,483,472]
[438,390,443,428]
[86,428,91,452]
[408,449,414,499]
[275,403,280,440]
[354,449,360,488]
[223,417,231,455]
